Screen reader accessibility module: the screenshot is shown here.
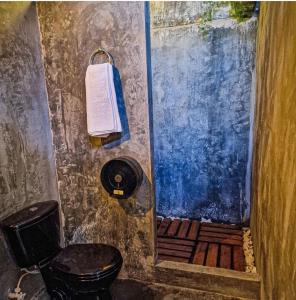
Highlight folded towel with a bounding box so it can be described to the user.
[85,63,122,137]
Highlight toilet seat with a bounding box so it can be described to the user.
[48,243,123,297]
[50,243,122,280]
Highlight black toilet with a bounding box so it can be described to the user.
[0,200,123,299]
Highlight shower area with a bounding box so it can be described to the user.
[150,2,257,271]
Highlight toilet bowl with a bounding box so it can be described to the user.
[0,201,123,300]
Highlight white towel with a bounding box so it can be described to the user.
[85,63,122,137]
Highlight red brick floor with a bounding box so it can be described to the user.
[157,217,245,272]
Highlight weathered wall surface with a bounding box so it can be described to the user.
[251,2,296,299]
[151,2,256,223]
[0,2,58,297]
[38,2,155,280]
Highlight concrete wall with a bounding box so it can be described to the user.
[0,3,58,297]
[0,2,278,299]
[38,2,155,280]
[151,2,257,223]
[251,2,296,299]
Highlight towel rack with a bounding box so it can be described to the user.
[89,48,114,65]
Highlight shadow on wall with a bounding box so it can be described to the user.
[102,66,130,148]
[116,172,153,217]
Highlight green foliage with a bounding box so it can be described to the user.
[230,2,255,22]
[197,2,229,37]
[197,1,256,36]
[197,1,255,37]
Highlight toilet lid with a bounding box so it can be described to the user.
[0,200,58,230]
[51,244,122,277]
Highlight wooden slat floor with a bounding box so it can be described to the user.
[157,217,245,272]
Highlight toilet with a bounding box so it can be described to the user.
[0,200,123,299]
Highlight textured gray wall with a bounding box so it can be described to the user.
[151,2,257,223]
[0,2,58,297]
[38,2,155,280]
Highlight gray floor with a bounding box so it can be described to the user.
[21,276,241,300]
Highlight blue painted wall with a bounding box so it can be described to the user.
[150,3,257,224]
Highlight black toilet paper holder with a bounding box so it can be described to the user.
[100,157,143,199]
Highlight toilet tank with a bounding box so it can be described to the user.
[0,200,61,268]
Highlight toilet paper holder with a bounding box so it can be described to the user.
[100,157,143,199]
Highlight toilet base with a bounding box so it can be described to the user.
[40,262,118,300]
[49,289,112,300]
[73,289,111,300]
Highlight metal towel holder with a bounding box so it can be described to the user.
[88,48,114,65]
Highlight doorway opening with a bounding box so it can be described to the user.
[149,2,257,273]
